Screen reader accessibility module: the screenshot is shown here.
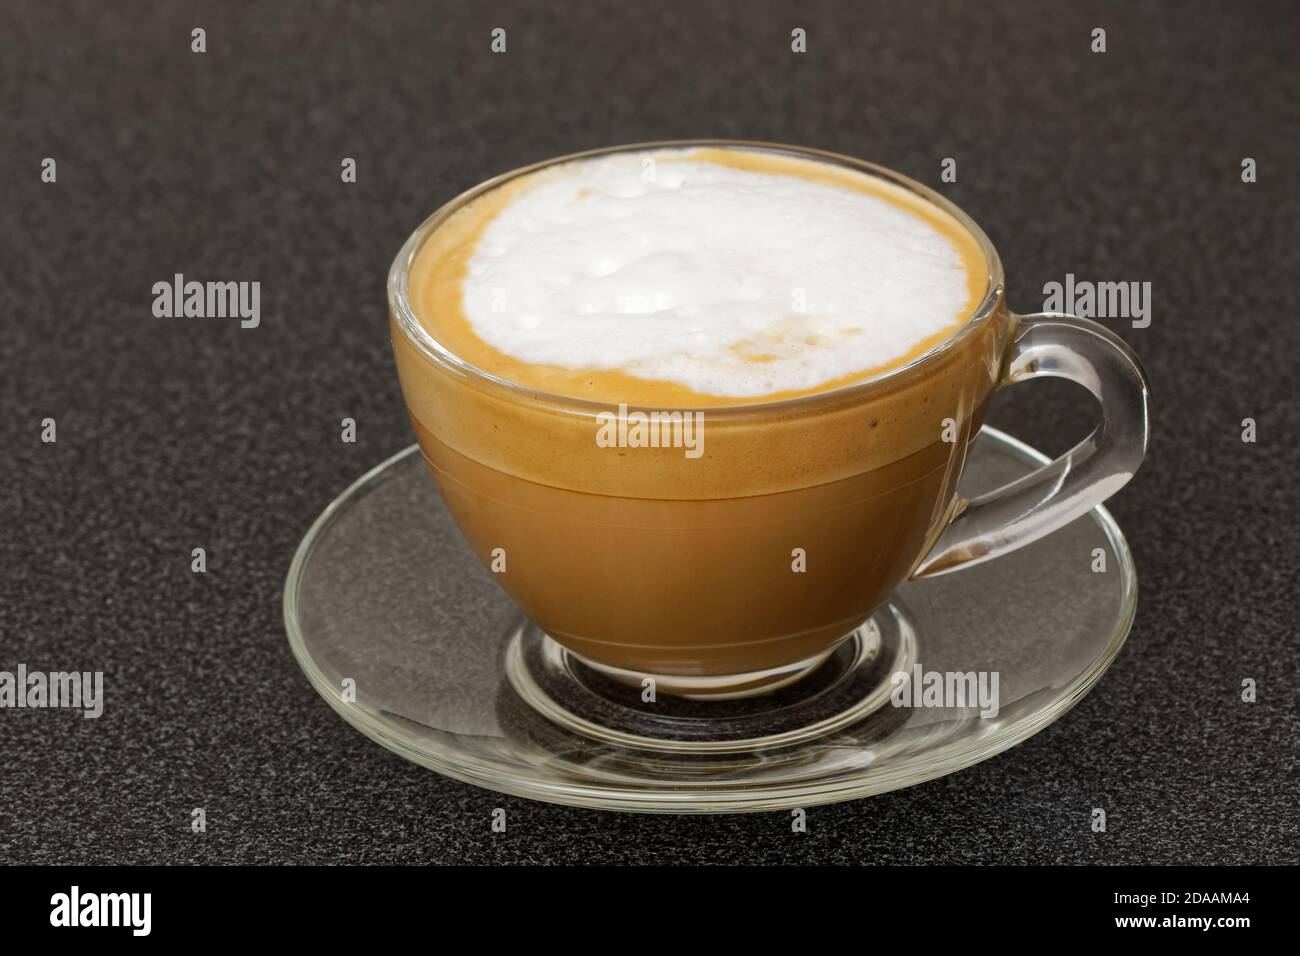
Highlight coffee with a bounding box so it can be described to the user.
[392,145,1009,695]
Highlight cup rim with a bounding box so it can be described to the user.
[387,139,1007,418]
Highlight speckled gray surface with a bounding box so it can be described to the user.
[1,0,1297,864]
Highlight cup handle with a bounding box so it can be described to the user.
[911,312,1151,578]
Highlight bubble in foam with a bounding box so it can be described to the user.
[461,150,974,398]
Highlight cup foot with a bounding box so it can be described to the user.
[503,611,915,753]
[557,643,840,701]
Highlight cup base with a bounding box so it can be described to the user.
[557,643,840,701]
[503,613,914,753]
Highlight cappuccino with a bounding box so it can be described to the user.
[393,145,1007,692]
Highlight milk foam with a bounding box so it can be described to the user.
[461,151,974,398]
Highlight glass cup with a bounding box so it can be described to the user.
[388,141,1150,698]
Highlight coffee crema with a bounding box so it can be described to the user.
[408,147,987,407]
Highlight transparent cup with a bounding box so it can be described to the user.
[388,140,1150,698]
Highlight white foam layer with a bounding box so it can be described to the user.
[461,151,972,397]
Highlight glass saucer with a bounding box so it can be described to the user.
[284,427,1136,813]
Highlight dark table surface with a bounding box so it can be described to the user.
[2,0,1297,865]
